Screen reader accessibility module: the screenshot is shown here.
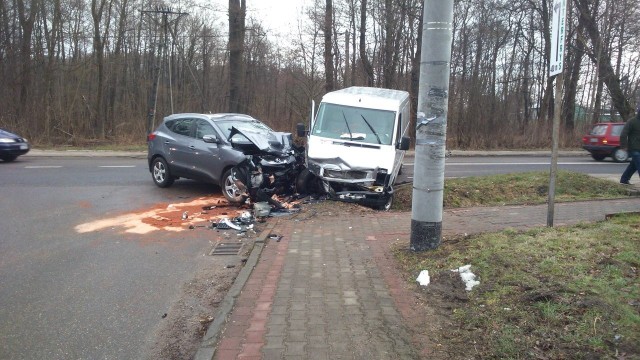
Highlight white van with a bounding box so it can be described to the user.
[297,86,410,210]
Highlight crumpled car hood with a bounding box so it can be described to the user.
[228,126,294,156]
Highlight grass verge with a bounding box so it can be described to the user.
[394,213,640,359]
[393,170,635,211]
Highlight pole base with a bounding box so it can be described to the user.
[410,220,441,251]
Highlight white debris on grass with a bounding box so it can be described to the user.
[416,270,430,287]
[452,264,480,291]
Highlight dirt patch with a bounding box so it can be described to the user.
[142,223,264,360]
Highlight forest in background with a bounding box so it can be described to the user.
[0,0,638,148]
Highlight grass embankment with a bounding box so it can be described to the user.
[392,171,639,359]
[393,170,634,210]
[395,214,640,359]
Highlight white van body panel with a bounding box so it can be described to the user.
[306,87,410,188]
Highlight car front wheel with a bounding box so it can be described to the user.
[376,194,394,211]
[151,157,174,188]
[1,155,18,162]
[222,169,247,204]
[612,148,629,163]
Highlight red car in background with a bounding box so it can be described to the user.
[582,122,629,162]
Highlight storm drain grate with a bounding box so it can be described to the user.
[209,242,243,256]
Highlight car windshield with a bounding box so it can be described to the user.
[215,119,272,139]
[590,125,608,136]
[311,103,395,145]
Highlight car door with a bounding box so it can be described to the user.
[166,117,197,177]
[191,119,224,184]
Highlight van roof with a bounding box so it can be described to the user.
[321,87,409,111]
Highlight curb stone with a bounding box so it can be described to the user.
[194,221,276,360]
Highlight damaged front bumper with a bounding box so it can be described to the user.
[332,187,395,209]
[308,158,394,209]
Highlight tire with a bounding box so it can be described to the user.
[1,155,18,162]
[295,168,317,194]
[376,194,394,211]
[612,148,629,163]
[151,157,174,188]
[222,169,247,204]
[590,153,606,161]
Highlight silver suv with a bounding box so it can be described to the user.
[147,113,303,203]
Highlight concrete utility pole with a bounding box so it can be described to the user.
[410,0,453,251]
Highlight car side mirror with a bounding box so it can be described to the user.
[202,134,219,144]
[296,123,307,137]
[397,136,410,150]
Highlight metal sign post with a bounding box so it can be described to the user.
[547,0,567,227]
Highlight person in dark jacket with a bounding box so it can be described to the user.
[619,108,640,184]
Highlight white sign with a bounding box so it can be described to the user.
[549,0,567,76]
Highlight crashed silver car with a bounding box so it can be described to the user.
[147,113,304,204]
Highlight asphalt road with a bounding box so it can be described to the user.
[0,153,630,359]
[0,156,227,359]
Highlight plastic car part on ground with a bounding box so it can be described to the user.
[214,211,255,232]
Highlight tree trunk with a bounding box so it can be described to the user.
[16,0,37,125]
[562,18,584,132]
[228,0,246,113]
[359,0,374,86]
[382,0,394,88]
[323,0,334,93]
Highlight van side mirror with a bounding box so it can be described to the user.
[398,136,410,150]
[202,134,219,144]
[296,123,307,137]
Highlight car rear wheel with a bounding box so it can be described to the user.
[612,148,629,163]
[590,153,606,161]
[222,169,247,204]
[151,157,174,188]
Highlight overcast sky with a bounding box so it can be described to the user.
[207,0,311,42]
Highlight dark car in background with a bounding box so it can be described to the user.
[581,122,629,162]
[0,129,30,162]
[147,113,304,204]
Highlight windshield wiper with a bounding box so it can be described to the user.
[359,114,382,144]
[341,111,354,140]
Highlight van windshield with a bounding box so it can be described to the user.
[312,103,395,145]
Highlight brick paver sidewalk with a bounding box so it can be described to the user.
[201,198,639,359]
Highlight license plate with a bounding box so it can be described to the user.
[589,138,597,143]
[19,144,28,149]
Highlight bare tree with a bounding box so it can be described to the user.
[575,0,634,120]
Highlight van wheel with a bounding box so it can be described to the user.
[296,169,318,194]
[612,148,629,163]
[376,194,393,211]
